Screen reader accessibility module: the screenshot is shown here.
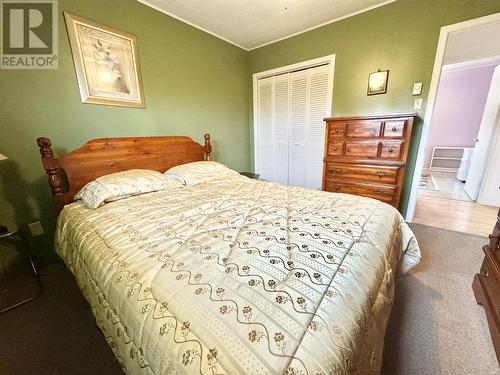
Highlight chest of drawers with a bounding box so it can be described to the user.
[322,113,417,208]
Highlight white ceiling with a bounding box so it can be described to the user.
[139,0,395,50]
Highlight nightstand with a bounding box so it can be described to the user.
[239,172,260,180]
[0,229,42,314]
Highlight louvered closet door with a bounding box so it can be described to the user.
[304,65,330,189]
[273,74,290,185]
[288,70,308,187]
[257,77,274,181]
[289,65,330,189]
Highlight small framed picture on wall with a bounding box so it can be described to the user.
[367,69,389,96]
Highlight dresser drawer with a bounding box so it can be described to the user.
[346,121,382,138]
[345,141,379,158]
[327,141,344,156]
[325,181,396,204]
[325,163,398,184]
[383,120,406,138]
[380,141,404,159]
[329,123,346,138]
[489,219,500,250]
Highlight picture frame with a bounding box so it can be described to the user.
[367,69,389,96]
[64,12,145,108]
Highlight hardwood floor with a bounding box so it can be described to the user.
[413,195,498,237]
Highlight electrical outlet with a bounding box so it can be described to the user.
[28,221,44,237]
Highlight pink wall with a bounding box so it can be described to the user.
[424,64,497,170]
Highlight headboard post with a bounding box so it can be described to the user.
[36,137,65,212]
[204,134,212,161]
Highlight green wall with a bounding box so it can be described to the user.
[2,0,500,263]
[0,0,250,263]
[247,0,500,216]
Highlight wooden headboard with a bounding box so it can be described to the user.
[37,134,212,212]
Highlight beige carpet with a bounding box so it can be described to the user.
[382,223,499,375]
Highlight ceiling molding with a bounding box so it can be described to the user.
[138,0,396,51]
[249,0,396,50]
[138,0,247,50]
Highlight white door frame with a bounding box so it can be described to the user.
[252,54,335,174]
[406,12,500,222]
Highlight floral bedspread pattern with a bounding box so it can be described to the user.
[55,176,420,375]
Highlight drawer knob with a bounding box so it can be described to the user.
[377,171,386,178]
[388,147,394,153]
[375,189,384,194]
[489,234,499,239]
[335,186,341,190]
[392,126,397,131]
[334,129,339,133]
[335,168,343,174]
[333,147,337,151]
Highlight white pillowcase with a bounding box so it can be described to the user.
[75,169,183,209]
[164,161,240,185]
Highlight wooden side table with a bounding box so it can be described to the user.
[0,229,43,314]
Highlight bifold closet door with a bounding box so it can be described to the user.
[256,77,274,182]
[289,65,330,190]
[256,74,290,184]
[256,64,331,189]
[288,70,308,187]
[273,74,291,185]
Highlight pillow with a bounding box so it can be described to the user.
[74,169,183,209]
[164,161,240,185]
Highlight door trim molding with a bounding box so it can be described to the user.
[406,12,500,222]
[252,54,335,174]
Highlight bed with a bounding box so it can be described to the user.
[37,134,420,374]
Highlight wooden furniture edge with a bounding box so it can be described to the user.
[472,269,500,363]
[324,112,418,121]
[36,137,65,211]
[472,207,500,365]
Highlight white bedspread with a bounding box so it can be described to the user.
[55,175,420,374]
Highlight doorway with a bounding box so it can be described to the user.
[407,13,500,236]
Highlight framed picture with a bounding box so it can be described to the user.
[64,13,145,108]
[367,69,389,96]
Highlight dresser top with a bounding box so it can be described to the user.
[324,112,418,122]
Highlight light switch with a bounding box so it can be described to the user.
[414,98,423,110]
[412,82,423,95]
